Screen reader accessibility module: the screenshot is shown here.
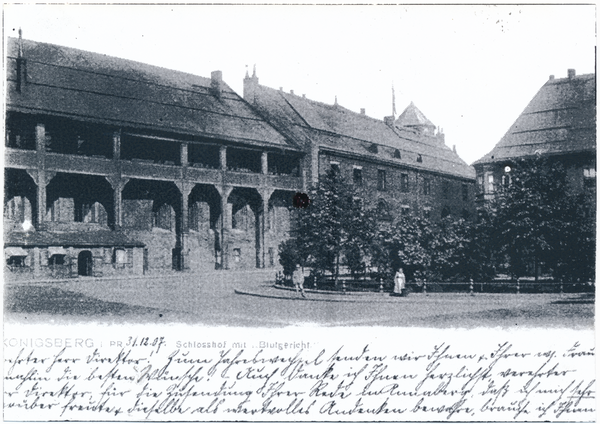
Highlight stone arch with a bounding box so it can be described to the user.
[268,190,294,234]
[4,169,36,227]
[122,179,182,271]
[189,184,221,232]
[228,187,262,268]
[46,173,113,226]
[122,179,181,230]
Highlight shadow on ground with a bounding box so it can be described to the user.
[5,285,167,317]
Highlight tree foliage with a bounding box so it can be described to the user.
[488,157,595,282]
[280,156,595,288]
[279,169,378,283]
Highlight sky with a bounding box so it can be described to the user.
[3,4,596,165]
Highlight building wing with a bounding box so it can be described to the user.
[7,38,296,149]
[474,72,596,165]
[248,81,475,180]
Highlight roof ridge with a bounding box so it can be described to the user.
[12,37,213,81]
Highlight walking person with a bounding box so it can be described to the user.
[293,265,306,298]
[392,268,406,297]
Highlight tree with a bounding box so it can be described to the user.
[278,238,300,278]
[280,169,377,285]
[371,215,432,283]
[489,156,595,282]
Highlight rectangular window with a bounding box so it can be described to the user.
[330,161,340,173]
[477,175,484,192]
[353,167,363,186]
[462,184,469,201]
[583,167,596,190]
[377,170,386,191]
[233,248,241,263]
[583,167,596,178]
[401,206,410,216]
[423,178,431,195]
[443,181,450,198]
[487,174,494,193]
[400,173,409,192]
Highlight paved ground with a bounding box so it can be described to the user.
[4,272,594,328]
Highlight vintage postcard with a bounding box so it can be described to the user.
[3,3,596,422]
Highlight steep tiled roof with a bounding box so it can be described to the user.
[395,101,436,129]
[6,38,296,149]
[474,73,596,165]
[250,85,475,179]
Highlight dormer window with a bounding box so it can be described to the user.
[393,149,401,159]
[417,154,423,163]
[369,144,378,154]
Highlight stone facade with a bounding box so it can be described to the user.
[4,36,476,279]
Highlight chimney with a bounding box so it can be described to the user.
[436,131,445,144]
[16,28,26,93]
[243,65,259,103]
[211,70,223,98]
[549,75,555,80]
[290,90,294,95]
[360,108,365,115]
[453,144,457,153]
[384,115,395,127]
[568,69,576,79]
[302,94,306,98]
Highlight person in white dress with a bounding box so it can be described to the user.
[393,268,406,296]
[293,265,306,298]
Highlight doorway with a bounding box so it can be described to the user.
[78,250,93,276]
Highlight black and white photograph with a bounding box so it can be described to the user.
[3,3,596,422]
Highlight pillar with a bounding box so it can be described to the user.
[259,188,274,268]
[33,247,42,278]
[219,186,233,269]
[261,151,268,175]
[112,130,121,160]
[220,146,227,170]
[180,143,188,167]
[36,175,47,229]
[175,181,192,271]
[34,123,46,229]
[106,177,129,230]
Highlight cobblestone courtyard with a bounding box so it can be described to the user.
[4,272,594,328]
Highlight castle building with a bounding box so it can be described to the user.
[5,36,475,279]
[473,69,596,203]
[243,70,475,224]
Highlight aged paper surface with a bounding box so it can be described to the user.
[3,324,596,421]
[3,3,596,423]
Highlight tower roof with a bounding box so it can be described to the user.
[395,102,436,129]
